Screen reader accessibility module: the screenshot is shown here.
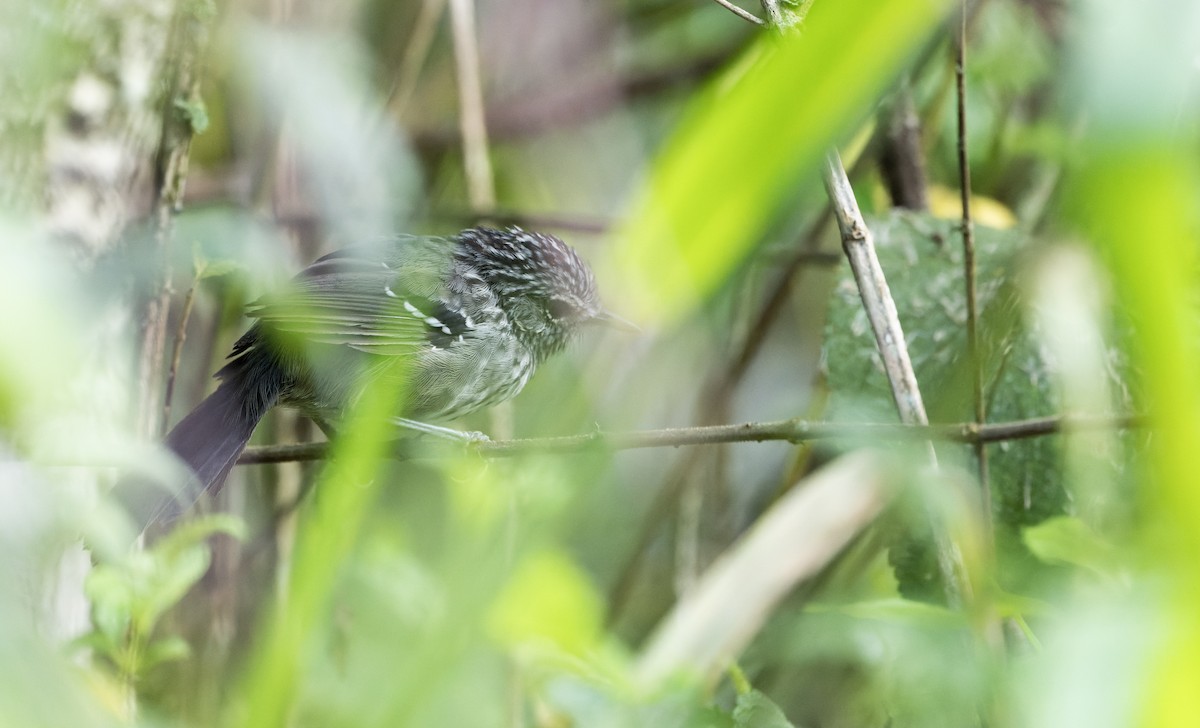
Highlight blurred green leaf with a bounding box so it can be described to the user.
[807,598,963,629]
[134,544,210,635]
[824,212,1136,601]
[1022,516,1120,577]
[173,96,210,134]
[82,515,243,682]
[194,257,244,280]
[142,636,192,670]
[612,0,952,323]
[236,370,408,727]
[732,690,797,728]
[488,549,604,655]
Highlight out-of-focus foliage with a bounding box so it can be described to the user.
[613,0,950,323]
[0,0,1198,726]
[824,212,1135,601]
[79,516,244,684]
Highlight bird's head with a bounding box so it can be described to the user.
[456,227,633,359]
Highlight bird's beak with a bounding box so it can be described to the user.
[591,309,640,333]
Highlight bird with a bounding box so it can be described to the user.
[124,226,627,529]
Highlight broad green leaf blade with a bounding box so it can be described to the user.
[733,690,796,728]
[1022,516,1120,578]
[486,549,604,655]
[612,0,952,324]
[806,598,964,629]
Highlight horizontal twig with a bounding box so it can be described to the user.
[712,0,766,25]
[236,413,1142,465]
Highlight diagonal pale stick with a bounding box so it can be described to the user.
[822,151,930,427]
[821,150,968,608]
[635,451,889,685]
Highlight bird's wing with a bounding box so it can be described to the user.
[245,240,476,356]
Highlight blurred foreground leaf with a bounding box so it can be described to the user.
[732,690,797,728]
[613,0,951,323]
[488,548,605,655]
[823,212,1133,601]
[1022,516,1120,579]
[81,515,244,682]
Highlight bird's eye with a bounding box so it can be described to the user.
[546,297,576,321]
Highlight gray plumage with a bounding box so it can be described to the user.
[124,227,608,528]
[246,226,602,421]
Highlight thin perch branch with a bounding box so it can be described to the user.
[234,413,1141,465]
[711,0,766,25]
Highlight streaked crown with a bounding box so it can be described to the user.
[456,227,601,320]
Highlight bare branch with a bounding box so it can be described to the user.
[822,152,931,428]
[234,413,1141,465]
[711,0,766,25]
[822,150,971,608]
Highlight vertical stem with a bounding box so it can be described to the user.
[955,3,991,535]
[955,17,1006,724]
[448,0,496,211]
[880,79,929,211]
[139,3,210,437]
[161,275,198,430]
[387,0,449,117]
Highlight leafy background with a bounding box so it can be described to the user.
[1,0,1198,726]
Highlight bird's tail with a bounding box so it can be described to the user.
[118,343,283,530]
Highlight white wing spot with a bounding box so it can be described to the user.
[403,300,425,317]
[384,285,397,298]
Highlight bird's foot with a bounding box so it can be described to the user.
[391,417,490,444]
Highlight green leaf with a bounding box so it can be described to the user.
[195,258,244,280]
[82,514,245,669]
[134,543,211,635]
[823,212,1134,600]
[83,565,134,648]
[132,515,244,632]
[806,598,964,629]
[1022,516,1120,577]
[487,549,604,654]
[612,0,952,324]
[153,513,245,561]
[142,636,192,670]
[174,96,210,134]
[732,691,796,728]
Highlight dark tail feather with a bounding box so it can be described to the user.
[117,343,283,530]
[160,380,264,518]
